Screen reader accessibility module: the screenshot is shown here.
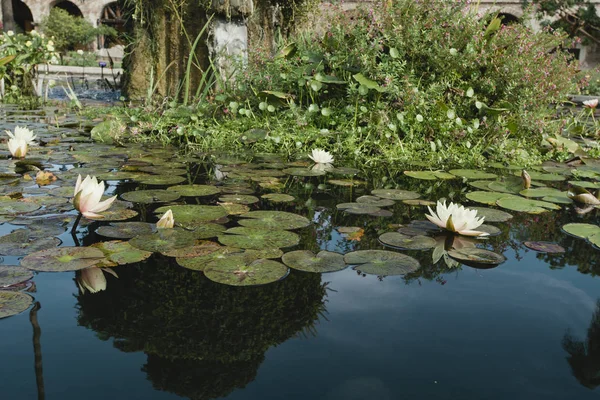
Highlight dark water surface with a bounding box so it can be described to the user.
[1,107,599,400]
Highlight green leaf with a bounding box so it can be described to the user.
[353,73,384,92]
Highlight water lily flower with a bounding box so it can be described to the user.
[432,234,477,268]
[426,201,488,237]
[77,267,118,294]
[311,162,334,172]
[6,126,36,144]
[73,174,117,218]
[7,138,28,158]
[583,99,599,109]
[308,149,334,164]
[156,209,174,229]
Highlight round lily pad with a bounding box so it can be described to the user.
[238,211,311,230]
[166,184,221,197]
[449,169,497,179]
[218,227,300,249]
[120,190,181,204]
[0,230,61,256]
[129,229,197,254]
[562,223,600,239]
[0,201,41,215]
[487,180,523,194]
[568,180,600,189]
[587,233,600,249]
[402,199,436,207]
[282,250,346,273]
[330,167,360,176]
[469,207,513,222]
[218,202,250,215]
[95,222,155,239]
[404,170,438,180]
[496,197,560,213]
[542,194,573,205]
[218,194,259,204]
[523,241,565,253]
[188,223,227,239]
[466,191,515,205]
[92,240,153,265]
[243,248,284,261]
[378,232,436,250]
[370,189,420,200]
[0,266,33,287]
[261,193,295,203]
[282,168,326,177]
[356,195,396,207]
[447,248,506,265]
[204,256,289,286]
[162,241,222,258]
[87,208,139,222]
[477,224,502,236]
[176,247,243,271]
[21,247,106,272]
[519,187,563,198]
[514,171,565,182]
[469,180,495,191]
[344,250,420,276]
[0,291,33,319]
[137,175,186,186]
[154,205,228,228]
[336,203,381,215]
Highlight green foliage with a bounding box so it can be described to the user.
[41,8,116,53]
[63,50,99,67]
[525,0,600,44]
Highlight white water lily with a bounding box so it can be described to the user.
[583,99,599,109]
[311,162,334,172]
[7,138,28,158]
[156,209,174,229]
[308,149,334,164]
[6,126,36,144]
[73,174,117,218]
[426,201,488,237]
[432,234,478,268]
[77,267,118,294]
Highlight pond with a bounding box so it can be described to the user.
[1,105,599,400]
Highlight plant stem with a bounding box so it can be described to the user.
[70,213,82,234]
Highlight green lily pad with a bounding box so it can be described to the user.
[0,291,33,319]
[0,201,41,215]
[282,250,346,273]
[587,233,600,249]
[218,227,300,249]
[162,241,223,258]
[138,166,187,176]
[523,241,565,253]
[154,205,228,228]
[327,179,367,187]
[466,191,515,205]
[204,257,289,286]
[496,197,560,213]
[469,180,495,191]
[282,168,326,177]
[344,250,420,276]
[120,190,181,204]
[513,170,566,182]
[519,187,563,198]
[336,203,381,215]
[176,247,244,271]
[378,232,436,250]
[356,195,396,207]
[21,247,106,272]
[166,184,221,197]
[87,208,139,222]
[402,199,436,207]
[0,266,33,287]
[218,194,259,204]
[449,169,497,179]
[469,207,513,222]
[487,179,523,194]
[562,223,600,239]
[95,222,155,239]
[447,248,506,265]
[568,180,600,189]
[370,189,420,200]
[0,228,61,256]
[330,167,360,176]
[477,224,502,236]
[128,229,197,254]
[261,193,295,203]
[189,223,227,239]
[403,170,438,180]
[238,211,311,230]
[137,175,186,186]
[243,248,284,261]
[92,240,153,265]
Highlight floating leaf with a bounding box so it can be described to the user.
[218,227,300,249]
[468,207,512,222]
[137,175,186,186]
[282,250,346,273]
[0,266,33,287]
[562,223,600,239]
[176,246,243,271]
[449,169,497,179]
[336,202,381,215]
[355,195,395,207]
[261,193,295,203]
[344,250,420,276]
[120,190,181,204]
[21,247,106,272]
[129,229,197,254]
[523,241,565,253]
[238,211,311,230]
[0,201,40,215]
[378,232,436,250]
[92,240,153,265]
[218,202,250,215]
[95,222,155,239]
[218,194,259,204]
[466,191,515,205]
[447,248,506,266]
[166,184,221,197]
[496,197,560,213]
[154,205,228,228]
[204,257,289,286]
[0,291,33,319]
[87,208,139,222]
[371,189,420,200]
[519,187,563,198]
[282,167,326,177]
[0,228,61,256]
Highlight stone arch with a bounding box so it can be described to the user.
[98,1,125,49]
[12,0,34,32]
[51,0,83,17]
[497,12,520,25]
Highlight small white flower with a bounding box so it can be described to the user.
[308,149,334,164]
[77,267,117,294]
[7,138,28,158]
[30,30,39,36]
[426,201,488,237]
[6,30,14,37]
[156,209,174,229]
[25,41,32,47]
[46,44,54,52]
[6,126,36,144]
[449,48,458,56]
[77,49,84,55]
[583,99,599,109]
[73,175,117,218]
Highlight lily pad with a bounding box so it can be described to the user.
[154,205,228,228]
[162,241,222,258]
[238,211,311,230]
[356,195,396,207]
[261,193,295,203]
[21,247,106,272]
[282,168,326,177]
[243,248,284,261]
[514,170,565,182]
[466,191,514,205]
[120,190,181,204]
[218,194,259,204]
[523,241,565,253]
[327,179,367,187]
[336,203,381,215]
[476,224,502,236]
[562,223,600,239]
[176,247,244,271]
[370,189,420,200]
[496,197,560,213]
[129,229,197,254]
[204,256,289,286]
[0,266,33,287]
[469,207,513,222]
[95,222,155,239]
[282,250,346,273]
[447,248,506,265]
[0,228,61,256]
[92,240,153,265]
[402,199,436,207]
[519,187,563,198]
[344,250,420,276]
[218,227,300,249]
[0,291,33,319]
[378,232,436,250]
[138,175,186,186]
[449,169,497,179]
[166,184,221,197]
[0,201,40,215]
[87,208,139,222]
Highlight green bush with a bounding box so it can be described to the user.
[41,8,116,54]
[225,0,577,165]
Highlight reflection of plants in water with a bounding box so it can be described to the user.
[563,299,600,389]
[76,259,328,399]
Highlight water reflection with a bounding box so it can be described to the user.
[563,299,600,389]
[76,258,328,399]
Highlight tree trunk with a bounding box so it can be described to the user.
[1,0,16,32]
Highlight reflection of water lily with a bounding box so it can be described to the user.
[311,162,334,172]
[432,234,478,268]
[73,174,117,218]
[308,149,334,164]
[6,126,37,144]
[7,138,28,158]
[426,201,487,236]
[157,209,174,229]
[584,99,599,109]
[77,267,118,294]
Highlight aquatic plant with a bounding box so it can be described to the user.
[6,126,37,144]
[7,137,28,158]
[308,149,333,164]
[72,175,117,232]
[156,209,174,229]
[76,267,118,294]
[426,201,488,237]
